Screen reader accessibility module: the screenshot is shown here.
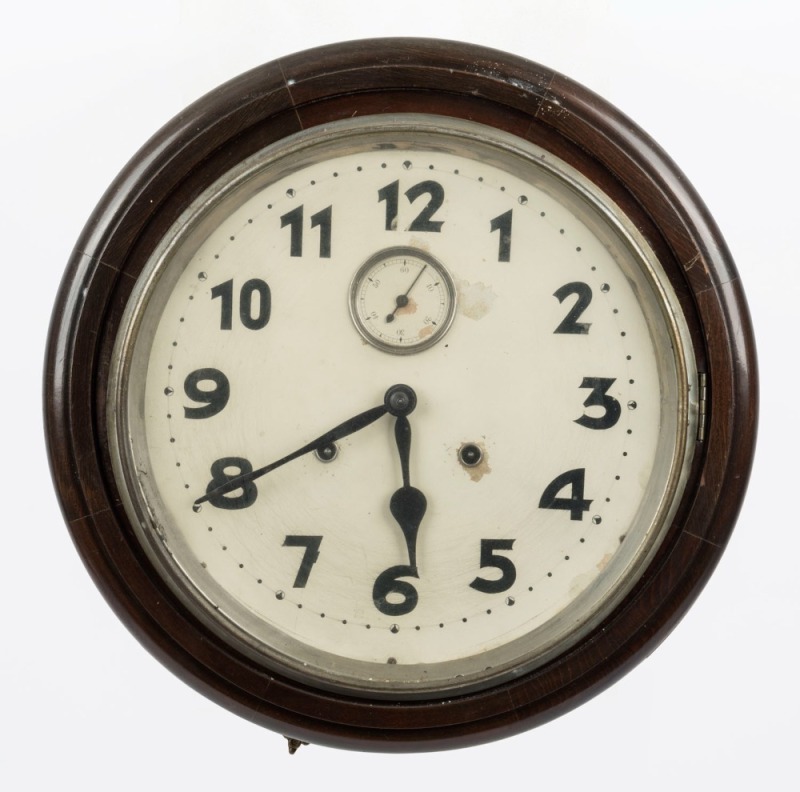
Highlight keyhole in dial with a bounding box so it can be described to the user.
[459,443,483,467]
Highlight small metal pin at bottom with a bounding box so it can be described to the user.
[285,737,309,755]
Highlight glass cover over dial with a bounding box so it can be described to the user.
[109,116,697,698]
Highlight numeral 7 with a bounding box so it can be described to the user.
[283,535,323,588]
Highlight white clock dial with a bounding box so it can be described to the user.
[109,116,697,696]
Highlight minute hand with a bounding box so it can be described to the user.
[194,403,388,506]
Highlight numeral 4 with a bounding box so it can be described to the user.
[539,469,592,520]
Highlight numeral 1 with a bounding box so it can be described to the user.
[490,209,512,262]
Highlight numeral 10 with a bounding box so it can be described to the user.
[211,278,271,330]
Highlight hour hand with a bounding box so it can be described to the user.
[390,482,426,571]
[389,411,426,569]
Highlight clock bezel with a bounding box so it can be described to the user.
[45,38,757,751]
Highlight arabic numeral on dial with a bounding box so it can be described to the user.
[490,209,512,262]
[283,535,323,588]
[575,377,621,429]
[378,180,399,230]
[406,180,444,232]
[183,368,230,419]
[310,205,332,257]
[280,204,332,257]
[205,457,257,510]
[210,278,271,330]
[373,564,419,616]
[539,468,592,521]
[554,282,592,334]
[470,539,516,594]
[378,179,444,232]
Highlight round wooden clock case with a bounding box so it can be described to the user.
[44,39,757,751]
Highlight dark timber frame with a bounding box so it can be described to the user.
[44,39,757,751]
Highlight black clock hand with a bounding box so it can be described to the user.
[195,384,418,508]
[389,414,427,570]
[195,402,388,506]
[386,263,428,323]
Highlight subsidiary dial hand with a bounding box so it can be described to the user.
[388,405,427,571]
[386,263,428,323]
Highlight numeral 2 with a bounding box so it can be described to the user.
[554,282,592,334]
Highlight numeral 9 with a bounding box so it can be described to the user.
[184,368,230,419]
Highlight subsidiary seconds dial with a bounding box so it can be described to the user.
[350,247,457,354]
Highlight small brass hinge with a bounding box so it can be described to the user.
[697,372,708,442]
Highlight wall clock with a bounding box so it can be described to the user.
[45,39,757,752]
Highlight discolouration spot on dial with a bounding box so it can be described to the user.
[456,279,496,320]
[596,553,613,572]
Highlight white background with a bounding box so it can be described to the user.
[3,1,796,789]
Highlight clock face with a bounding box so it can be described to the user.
[109,116,697,697]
